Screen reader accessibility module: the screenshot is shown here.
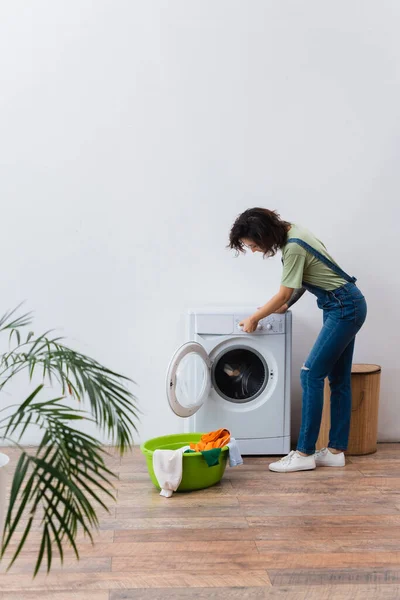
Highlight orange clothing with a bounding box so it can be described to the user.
[190,429,231,452]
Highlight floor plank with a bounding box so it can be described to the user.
[246,514,400,528]
[112,551,400,572]
[113,524,400,543]
[109,586,400,600]
[0,594,109,600]
[269,568,400,585]
[0,570,271,590]
[112,517,249,532]
[0,557,111,574]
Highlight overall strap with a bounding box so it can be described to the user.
[286,238,357,284]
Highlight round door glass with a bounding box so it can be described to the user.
[175,352,209,411]
[212,347,269,403]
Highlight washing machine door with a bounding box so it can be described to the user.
[166,342,211,418]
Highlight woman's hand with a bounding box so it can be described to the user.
[239,316,259,333]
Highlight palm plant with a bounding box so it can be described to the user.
[0,306,138,575]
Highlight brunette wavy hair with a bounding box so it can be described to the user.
[228,208,291,257]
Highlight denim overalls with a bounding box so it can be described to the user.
[286,238,367,454]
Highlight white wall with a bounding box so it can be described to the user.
[1,1,399,446]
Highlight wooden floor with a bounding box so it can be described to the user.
[2,444,400,599]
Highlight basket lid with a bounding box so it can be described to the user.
[351,364,381,374]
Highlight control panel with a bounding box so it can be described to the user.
[234,314,286,335]
[192,310,288,335]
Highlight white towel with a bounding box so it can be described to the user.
[227,437,243,467]
[152,446,190,498]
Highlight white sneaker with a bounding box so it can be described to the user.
[315,447,345,467]
[269,450,316,473]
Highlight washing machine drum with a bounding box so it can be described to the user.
[213,347,269,404]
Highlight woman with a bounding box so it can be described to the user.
[229,208,367,473]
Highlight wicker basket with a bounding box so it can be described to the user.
[316,364,381,455]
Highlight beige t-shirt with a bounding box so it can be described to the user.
[281,224,347,291]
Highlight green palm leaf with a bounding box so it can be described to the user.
[0,306,139,574]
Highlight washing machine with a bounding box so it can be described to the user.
[166,308,292,455]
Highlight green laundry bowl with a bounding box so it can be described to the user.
[140,433,229,492]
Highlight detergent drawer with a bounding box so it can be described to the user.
[195,314,234,335]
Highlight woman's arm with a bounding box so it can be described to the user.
[287,287,306,308]
[240,286,294,332]
[276,287,307,314]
